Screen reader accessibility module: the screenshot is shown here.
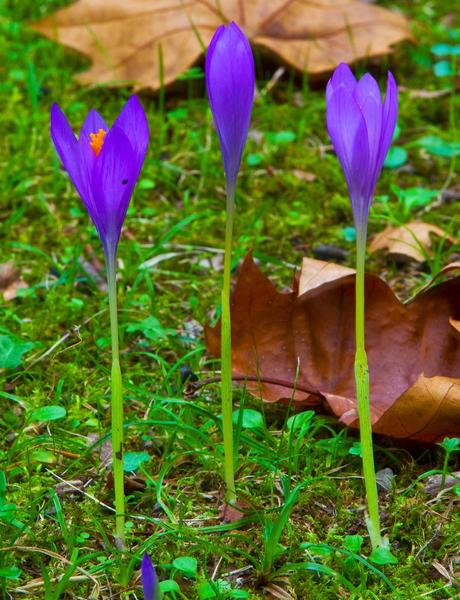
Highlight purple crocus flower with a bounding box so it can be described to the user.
[141,553,160,600]
[50,95,149,257]
[326,63,398,233]
[205,22,255,189]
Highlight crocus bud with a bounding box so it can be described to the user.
[141,553,160,600]
[50,95,149,256]
[326,63,398,233]
[205,22,255,189]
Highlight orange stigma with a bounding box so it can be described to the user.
[89,128,107,156]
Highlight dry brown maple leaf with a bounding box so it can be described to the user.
[205,254,460,443]
[369,221,455,263]
[31,0,411,91]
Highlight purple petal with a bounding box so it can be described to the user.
[141,554,159,600]
[91,126,136,252]
[206,22,255,186]
[353,74,383,179]
[78,109,109,194]
[326,62,357,102]
[79,109,108,143]
[326,85,371,229]
[50,103,90,202]
[376,71,398,170]
[112,95,149,177]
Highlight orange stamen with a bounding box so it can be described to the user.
[89,128,107,156]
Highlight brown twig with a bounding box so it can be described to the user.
[185,374,322,402]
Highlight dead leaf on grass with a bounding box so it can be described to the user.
[298,256,354,295]
[205,254,460,443]
[0,261,28,301]
[31,0,411,91]
[369,221,455,263]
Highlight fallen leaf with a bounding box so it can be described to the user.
[450,317,460,334]
[0,261,28,301]
[419,262,460,291]
[205,254,460,443]
[298,257,354,295]
[369,221,455,262]
[219,501,247,523]
[31,0,411,91]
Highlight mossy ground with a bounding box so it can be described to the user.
[1,1,459,598]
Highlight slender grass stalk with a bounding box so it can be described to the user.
[106,252,125,545]
[221,183,236,504]
[354,231,382,549]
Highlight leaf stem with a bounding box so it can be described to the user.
[106,252,125,546]
[355,231,382,549]
[221,184,236,504]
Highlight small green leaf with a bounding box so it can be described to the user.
[138,178,155,190]
[287,411,314,432]
[30,405,66,422]
[433,60,453,77]
[0,335,35,369]
[384,147,408,169]
[30,449,57,464]
[266,130,296,144]
[126,316,175,342]
[394,186,438,214]
[173,556,197,577]
[348,442,362,457]
[415,135,460,157]
[438,437,460,453]
[431,43,454,56]
[0,502,17,523]
[369,546,398,565]
[123,451,150,472]
[0,566,21,579]
[159,579,181,593]
[232,408,265,429]
[198,582,216,599]
[167,107,188,121]
[96,337,110,348]
[343,534,364,553]
[70,298,84,308]
[246,153,263,166]
[341,226,356,242]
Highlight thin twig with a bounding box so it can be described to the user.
[185,374,322,401]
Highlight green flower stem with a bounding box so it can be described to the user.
[355,232,382,550]
[106,253,125,545]
[221,184,236,504]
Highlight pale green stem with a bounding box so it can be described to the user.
[106,252,125,546]
[221,184,236,504]
[355,230,382,549]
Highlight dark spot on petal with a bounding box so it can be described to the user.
[121,179,128,185]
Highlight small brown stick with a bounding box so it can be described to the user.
[185,374,322,403]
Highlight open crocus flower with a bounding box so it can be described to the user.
[50,95,148,256]
[326,63,397,234]
[206,21,255,190]
[141,554,160,600]
[50,95,148,545]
